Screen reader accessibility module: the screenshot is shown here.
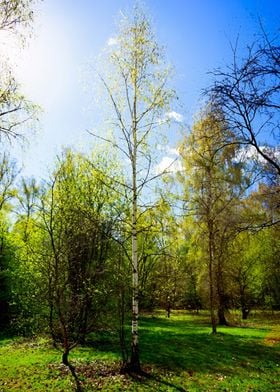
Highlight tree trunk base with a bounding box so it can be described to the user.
[218,309,228,326]
[242,308,250,320]
[121,350,142,375]
[62,351,69,366]
[121,362,141,374]
[62,352,82,392]
[218,316,228,326]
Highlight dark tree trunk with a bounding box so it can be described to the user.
[118,285,128,366]
[61,332,71,370]
[62,349,82,392]
[62,349,70,366]
[217,284,228,326]
[129,342,141,373]
[218,307,228,325]
[240,285,250,320]
[216,255,228,326]
[122,342,141,374]
[167,299,171,318]
[241,306,250,320]
[209,228,217,334]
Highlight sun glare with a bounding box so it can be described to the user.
[0,15,75,110]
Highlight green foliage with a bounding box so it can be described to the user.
[0,218,14,330]
[38,150,126,353]
[0,154,18,332]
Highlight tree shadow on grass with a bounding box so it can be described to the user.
[128,369,187,392]
[139,316,280,376]
[79,315,279,390]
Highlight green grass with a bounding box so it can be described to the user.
[0,311,279,391]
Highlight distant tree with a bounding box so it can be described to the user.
[183,260,202,313]
[229,231,262,319]
[152,206,189,315]
[222,181,280,317]
[250,184,280,309]
[262,227,280,309]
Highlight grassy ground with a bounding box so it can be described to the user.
[0,310,279,391]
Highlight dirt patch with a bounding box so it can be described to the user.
[264,327,280,346]
[48,360,133,390]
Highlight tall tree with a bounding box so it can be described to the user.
[229,230,263,319]
[180,105,245,332]
[95,5,175,372]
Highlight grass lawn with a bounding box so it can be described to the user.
[0,311,279,391]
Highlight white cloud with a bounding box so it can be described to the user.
[156,144,180,156]
[107,37,118,46]
[165,111,184,123]
[235,145,280,163]
[155,156,183,175]
[156,144,165,151]
[166,146,180,156]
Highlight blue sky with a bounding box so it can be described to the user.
[6,0,280,179]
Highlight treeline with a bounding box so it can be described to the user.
[0,0,279,374]
[0,112,279,337]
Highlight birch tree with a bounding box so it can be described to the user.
[94,6,175,372]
